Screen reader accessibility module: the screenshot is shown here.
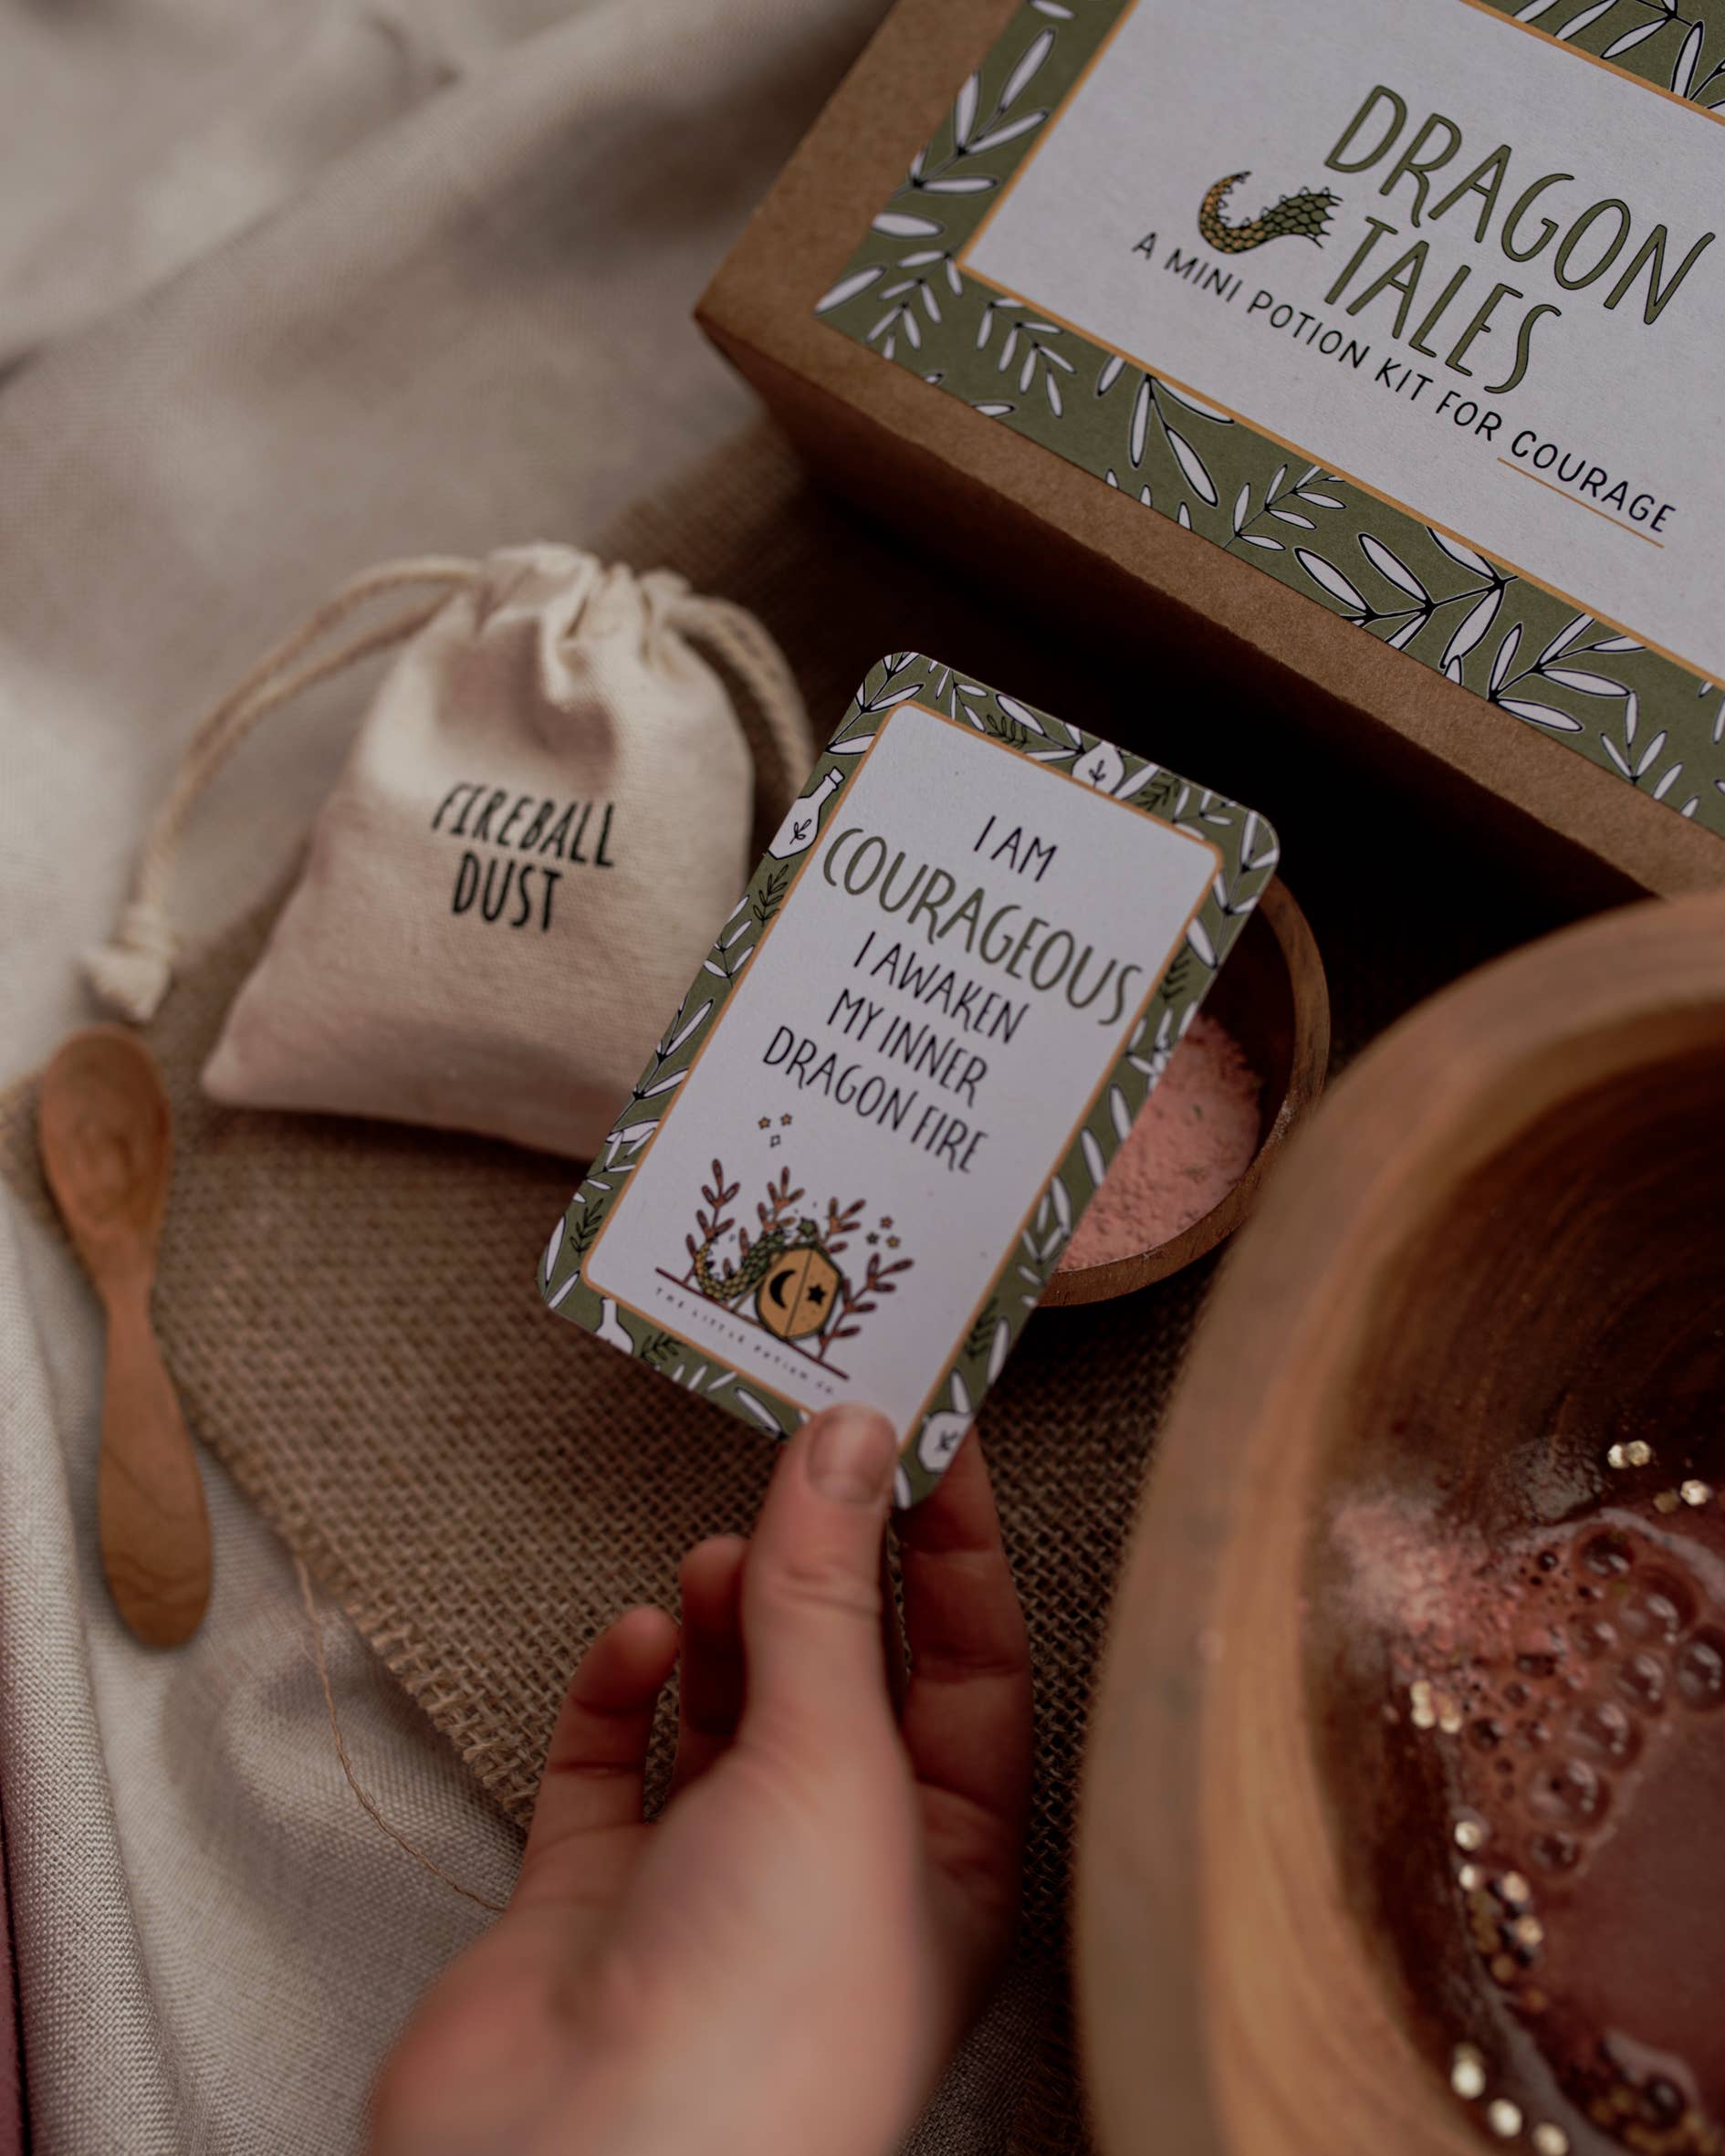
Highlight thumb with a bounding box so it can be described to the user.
[739,1405,902,1757]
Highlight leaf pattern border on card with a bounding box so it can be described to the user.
[539,653,1278,1504]
[811,0,1725,839]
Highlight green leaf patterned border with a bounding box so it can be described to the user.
[811,0,1725,840]
[539,653,1278,1505]
[1478,0,1725,108]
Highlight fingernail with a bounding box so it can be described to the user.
[805,1407,898,1505]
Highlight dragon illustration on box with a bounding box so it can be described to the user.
[1198,171,1340,253]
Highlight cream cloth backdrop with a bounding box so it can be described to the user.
[0,0,889,2148]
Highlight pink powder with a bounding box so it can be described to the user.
[1058,1013,1263,1271]
[1329,1491,1509,1660]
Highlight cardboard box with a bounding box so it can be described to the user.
[698,0,1725,898]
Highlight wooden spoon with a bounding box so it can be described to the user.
[37,1026,211,1647]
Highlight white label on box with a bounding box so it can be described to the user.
[964,0,1723,679]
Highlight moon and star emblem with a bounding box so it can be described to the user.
[757,1244,842,1341]
[680,1159,908,1373]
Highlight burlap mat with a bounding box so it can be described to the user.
[0,424,1577,2153]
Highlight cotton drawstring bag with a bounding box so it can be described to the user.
[86,546,813,1160]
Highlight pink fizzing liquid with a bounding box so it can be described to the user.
[1364,1483,1725,2154]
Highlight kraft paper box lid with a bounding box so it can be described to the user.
[698,0,1725,902]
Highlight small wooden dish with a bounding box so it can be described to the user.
[1040,877,1330,1307]
[1077,888,1725,2156]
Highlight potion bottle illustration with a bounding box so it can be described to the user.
[767,768,843,861]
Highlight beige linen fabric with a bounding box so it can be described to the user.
[167,549,806,1158]
[4,430,1121,2156]
[2,421,1563,2156]
[0,0,583,368]
[0,3,1571,2151]
[0,1,888,2150]
[2,0,884,1080]
[0,1204,523,2153]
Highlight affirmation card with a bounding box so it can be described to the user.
[538,653,1278,1503]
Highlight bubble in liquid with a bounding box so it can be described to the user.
[1469,1716,1505,1753]
[1528,1756,1609,1826]
[1574,1616,1618,1660]
[1531,1830,1579,1872]
[1571,1698,1640,1764]
[1620,1573,1694,1643]
[1616,1652,1668,1713]
[1581,1532,1634,1580]
[1675,1627,1725,1711]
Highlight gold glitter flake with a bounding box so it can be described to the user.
[1656,1489,1681,1514]
[1511,1915,1544,1950]
[1458,1864,1484,1891]
[1487,2098,1523,2138]
[1531,2127,1569,2155]
[1607,1439,1653,1470]
[1454,1816,1487,1851]
[1450,2046,1487,2101]
[1681,1479,1713,1507]
[1500,1872,1531,1906]
[1410,1680,1437,1730]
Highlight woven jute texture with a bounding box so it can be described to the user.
[0,423,1567,2154]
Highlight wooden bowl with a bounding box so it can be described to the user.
[1077,889,1725,2156]
[1040,877,1330,1307]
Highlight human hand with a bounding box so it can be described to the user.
[369,1408,1033,2156]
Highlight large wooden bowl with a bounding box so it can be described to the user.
[1078,889,1725,2156]
[1040,877,1330,1308]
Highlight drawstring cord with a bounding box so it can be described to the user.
[85,557,485,1022]
[83,557,812,1025]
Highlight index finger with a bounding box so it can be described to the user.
[896,1434,1033,1838]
